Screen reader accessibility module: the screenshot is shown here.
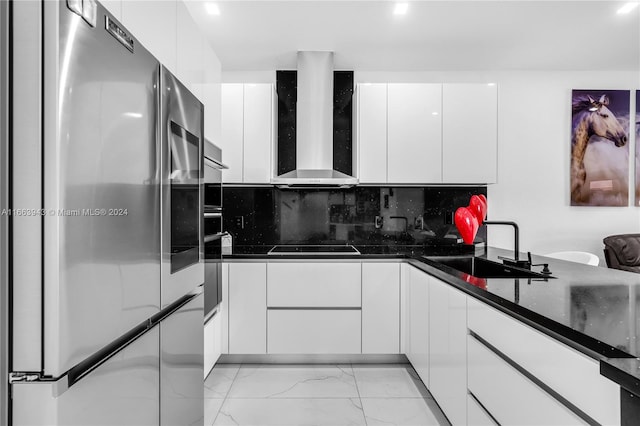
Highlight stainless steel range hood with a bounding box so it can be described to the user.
[271,51,357,187]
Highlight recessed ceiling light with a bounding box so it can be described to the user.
[617,2,638,14]
[432,112,439,116]
[205,3,220,16]
[394,3,409,15]
[487,83,496,86]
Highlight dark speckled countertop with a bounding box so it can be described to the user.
[225,244,640,393]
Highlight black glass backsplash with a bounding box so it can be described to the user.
[223,186,487,247]
[276,71,297,175]
[333,71,354,175]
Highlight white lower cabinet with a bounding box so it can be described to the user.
[467,298,620,425]
[228,263,266,354]
[203,311,222,378]
[407,266,429,387]
[362,262,400,354]
[267,262,361,307]
[467,335,586,425]
[429,277,467,426]
[267,309,361,354]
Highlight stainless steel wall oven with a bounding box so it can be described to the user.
[204,141,227,320]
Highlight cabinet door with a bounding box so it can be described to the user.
[358,84,388,183]
[228,263,266,354]
[243,84,273,183]
[407,266,429,387]
[176,1,204,99]
[267,262,361,307]
[362,262,400,354]
[101,0,122,20]
[442,84,497,183]
[468,335,585,425]
[387,84,442,184]
[268,310,361,354]
[220,84,244,183]
[121,1,177,74]
[429,277,467,426]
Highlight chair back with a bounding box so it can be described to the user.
[603,234,640,273]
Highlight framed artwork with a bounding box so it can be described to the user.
[570,90,630,206]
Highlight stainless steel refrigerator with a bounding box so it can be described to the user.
[7,1,204,425]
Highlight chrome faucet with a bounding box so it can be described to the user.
[483,221,530,269]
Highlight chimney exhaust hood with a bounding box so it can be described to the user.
[271,51,358,187]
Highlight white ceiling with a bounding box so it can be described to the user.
[185,0,640,71]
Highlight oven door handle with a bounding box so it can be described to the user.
[204,156,229,170]
[204,232,229,244]
[204,212,222,218]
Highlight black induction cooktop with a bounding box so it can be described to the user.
[268,245,361,255]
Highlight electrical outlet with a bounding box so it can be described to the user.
[234,216,244,229]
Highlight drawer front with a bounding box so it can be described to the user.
[267,309,361,354]
[468,335,586,426]
[467,298,619,425]
[267,262,361,307]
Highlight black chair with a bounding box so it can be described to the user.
[603,234,640,273]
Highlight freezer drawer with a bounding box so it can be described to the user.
[12,327,160,426]
[160,292,204,426]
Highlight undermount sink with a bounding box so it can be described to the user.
[426,256,551,279]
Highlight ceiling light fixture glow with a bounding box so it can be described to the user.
[205,3,220,16]
[617,2,639,14]
[394,3,409,15]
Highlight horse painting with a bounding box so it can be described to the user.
[571,94,628,204]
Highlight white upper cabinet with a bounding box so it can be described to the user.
[243,84,273,183]
[388,84,442,184]
[221,83,273,183]
[442,83,497,183]
[220,84,244,183]
[121,1,177,74]
[356,82,498,184]
[357,84,388,184]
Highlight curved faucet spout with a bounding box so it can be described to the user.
[483,220,522,264]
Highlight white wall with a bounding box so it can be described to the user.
[225,69,639,262]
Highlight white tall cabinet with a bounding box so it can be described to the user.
[220,83,273,183]
[387,84,443,184]
[120,1,178,74]
[442,84,498,183]
[113,0,222,144]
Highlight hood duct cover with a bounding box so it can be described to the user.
[272,51,357,187]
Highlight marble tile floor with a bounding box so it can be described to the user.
[204,364,450,426]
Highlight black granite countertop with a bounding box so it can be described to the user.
[224,244,640,392]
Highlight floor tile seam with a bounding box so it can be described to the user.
[212,363,243,426]
[350,363,369,426]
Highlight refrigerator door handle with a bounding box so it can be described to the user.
[12,289,203,398]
